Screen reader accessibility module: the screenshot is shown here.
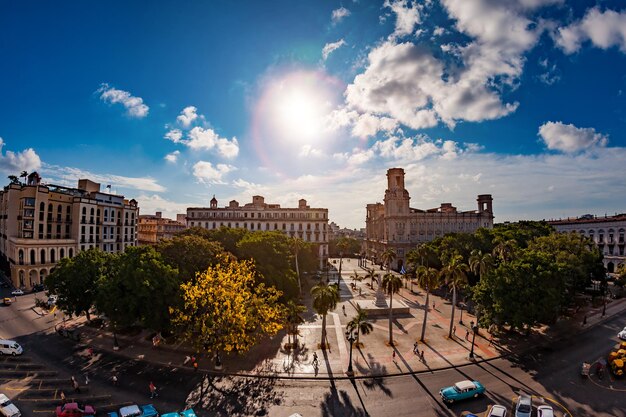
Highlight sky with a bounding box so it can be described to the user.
[1,0,626,229]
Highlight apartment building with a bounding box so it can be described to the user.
[138,211,186,245]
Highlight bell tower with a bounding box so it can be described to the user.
[384,168,410,217]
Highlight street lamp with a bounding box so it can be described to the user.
[468,321,478,360]
[345,329,357,376]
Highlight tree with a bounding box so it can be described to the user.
[492,237,517,263]
[171,259,286,355]
[20,171,28,185]
[46,248,110,321]
[96,246,179,333]
[346,305,373,347]
[157,235,226,283]
[289,237,305,296]
[469,250,494,281]
[336,237,350,279]
[407,245,437,291]
[416,266,441,342]
[365,268,379,288]
[311,284,339,349]
[7,175,19,185]
[381,248,397,272]
[381,273,403,345]
[285,300,306,349]
[441,254,469,338]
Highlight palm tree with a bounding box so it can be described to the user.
[365,268,379,288]
[381,248,397,272]
[336,238,350,281]
[441,255,469,339]
[469,250,494,281]
[7,175,19,185]
[346,305,373,347]
[311,284,340,349]
[416,265,441,342]
[492,237,516,263]
[289,237,305,296]
[350,270,363,288]
[19,171,28,185]
[286,300,306,349]
[381,273,403,345]
[407,245,435,292]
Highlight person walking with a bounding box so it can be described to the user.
[413,342,418,354]
[112,374,119,387]
[392,350,397,364]
[420,350,425,362]
[465,329,470,341]
[432,301,436,311]
[149,381,158,398]
[312,352,319,368]
[60,390,66,403]
[453,325,457,337]
[342,305,346,315]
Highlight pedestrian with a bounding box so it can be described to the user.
[60,390,66,403]
[149,381,158,398]
[465,329,470,341]
[312,352,319,367]
[488,334,494,347]
[183,355,191,365]
[432,301,435,310]
[420,350,425,362]
[392,350,397,363]
[70,375,76,386]
[112,375,118,387]
[193,361,198,372]
[453,325,457,336]
[84,372,90,385]
[413,342,418,354]
[342,305,346,315]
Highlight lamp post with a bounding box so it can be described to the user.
[468,321,478,360]
[345,329,356,376]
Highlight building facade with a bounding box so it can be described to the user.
[365,168,494,270]
[138,211,186,245]
[548,214,626,273]
[0,173,139,290]
[186,196,329,268]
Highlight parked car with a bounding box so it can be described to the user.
[487,404,508,417]
[47,295,59,307]
[161,410,197,417]
[537,405,554,417]
[515,395,532,417]
[618,327,626,340]
[2,298,11,306]
[0,393,21,417]
[10,289,23,296]
[0,340,23,356]
[56,402,95,417]
[439,380,485,403]
[108,404,158,417]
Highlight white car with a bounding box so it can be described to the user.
[618,327,626,340]
[537,405,554,417]
[10,289,23,296]
[487,404,508,417]
[0,393,21,417]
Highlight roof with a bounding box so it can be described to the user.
[454,380,476,390]
[548,214,626,225]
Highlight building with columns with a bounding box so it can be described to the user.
[0,173,139,290]
[186,196,329,268]
[365,168,494,270]
[548,214,626,273]
[138,211,186,245]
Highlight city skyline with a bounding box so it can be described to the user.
[2,0,626,229]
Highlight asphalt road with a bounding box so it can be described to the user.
[1,293,625,417]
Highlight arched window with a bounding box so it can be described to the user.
[82,207,87,215]
[50,249,56,263]
[69,248,74,258]
[18,249,24,265]
[90,207,94,216]
[40,249,46,264]
[48,203,53,213]
[104,209,108,220]
[57,205,62,213]
[39,202,45,221]
[60,248,65,259]
[30,249,36,265]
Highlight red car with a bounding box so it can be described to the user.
[56,402,95,417]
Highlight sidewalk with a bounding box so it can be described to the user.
[57,258,626,380]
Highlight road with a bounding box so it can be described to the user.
[1,292,625,417]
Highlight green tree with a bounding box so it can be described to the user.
[19,171,28,185]
[46,248,110,321]
[311,284,339,349]
[441,254,469,338]
[157,235,226,283]
[7,175,19,185]
[469,250,494,281]
[416,266,441,342]
[492,237,517,263]
[381,273,403,345]
[171,259,286,355]
[365,268,379,288]
[286,300,306,349]
[381,248,397,272]
[350,270,363,287]
[346,304,373,347]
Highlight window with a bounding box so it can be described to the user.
[50,249,56,263]
[18,250,24,265]
[39,202,45,221]
[69,248,73,258]
[30,249,36,265]
[60,248,65,258]
[40,249,46,264]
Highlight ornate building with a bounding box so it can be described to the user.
[0,173,138,290]
[548,214,626,273]
[365,168,494,270]
[137,212,186,245]
[186,196,329,268]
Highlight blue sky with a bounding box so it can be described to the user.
[1,0,626,228]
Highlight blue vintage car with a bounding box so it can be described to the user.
[161,410,197,417]
[107,404,159,417]
[439,380,485,403]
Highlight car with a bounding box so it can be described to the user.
[618,327,626,340]
[108,404,159,417]
[47,295,59,306]
[2,298,11,306]
[515,395,532,417]
[10,289,23,296]
[487,404,508,417]
[161,410,197,417]
[537,405,554,417]
[0,393,21,417]
[0,340,23,356]
[439,380,485,403]
[56,402,95,417]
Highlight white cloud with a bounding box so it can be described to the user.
[164,129,183,143]
[299,145,324,158]
[351,113,399,138]
[331,7,351,24]
[538,121,608,153]
[433,26,445,36]
[384,0,422,38]
[322,39,347,60]
[176,106,201,128]
[192,161,235,184]
[42,164,165,193]
[134,194,190,218]
[0,137,42,173]
[164,151,180,163]
[555,7,626,54]
[97,83,149,118]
